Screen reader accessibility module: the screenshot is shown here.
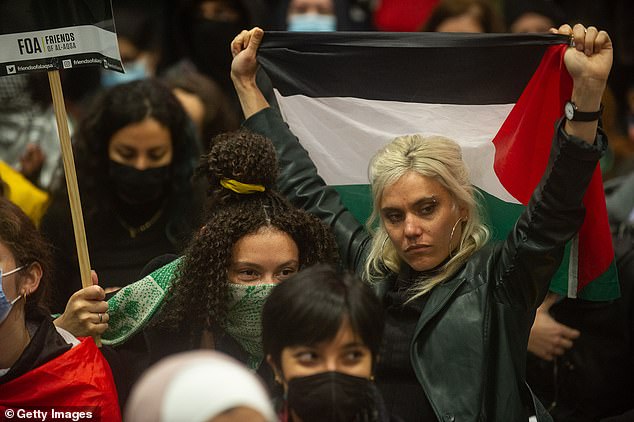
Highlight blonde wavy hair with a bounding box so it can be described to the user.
[364,134,490,299]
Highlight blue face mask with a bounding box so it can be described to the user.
[0,265,26,324]
[101,59,150,88]
[288,13,336,32]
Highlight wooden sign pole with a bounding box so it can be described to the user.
[47,69,100,345]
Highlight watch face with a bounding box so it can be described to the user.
[565,102,575,120]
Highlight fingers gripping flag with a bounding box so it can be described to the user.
[258,32,619,301]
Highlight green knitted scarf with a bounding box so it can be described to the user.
[102,257,182,346]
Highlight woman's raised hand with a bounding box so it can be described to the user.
[230,27,264,88]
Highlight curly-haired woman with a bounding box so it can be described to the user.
[56,128,339,396]
[149,129,339,371]
[41,79,204,313]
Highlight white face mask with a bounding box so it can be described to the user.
[0,265,26,324]
[288,13,337,32]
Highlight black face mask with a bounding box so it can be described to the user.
[189,19,242,89]
[286,372,377,422]
[108,160,171,205]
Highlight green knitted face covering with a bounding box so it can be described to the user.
[222,283,276,370]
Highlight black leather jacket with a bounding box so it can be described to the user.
[244,107,606,421]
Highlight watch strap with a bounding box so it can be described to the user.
[567,101,604,122]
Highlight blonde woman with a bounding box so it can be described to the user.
[231,24,612,421]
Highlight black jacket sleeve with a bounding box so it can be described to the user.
[243,107,371,275]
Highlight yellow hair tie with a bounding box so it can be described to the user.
[220,178,266,194]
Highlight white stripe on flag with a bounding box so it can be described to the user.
[276,90,520,204]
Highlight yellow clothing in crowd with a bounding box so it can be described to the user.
[0,160,50,226]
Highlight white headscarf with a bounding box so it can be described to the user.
[125,350,277,422]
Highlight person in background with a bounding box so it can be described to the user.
[285,0,337,31]
[0,161,49,226]
[104,1,244,147]
[272,0,373,32]
[162,61,240,152]
[262,264,392,422]
[162,0,269,104]
[524,173,634,422]
[231,24,611,421]
[527,293,579,362]
[421,0,504,33]
[158,0,271,129]
[102,4,162,88]
[504,0,565,34]
[0,74,62,191]
[40,79,203,314]
[0,198,120,420]
[125,350,276,422]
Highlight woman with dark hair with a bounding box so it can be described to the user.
[161,61,240,152]
[262,264,389,422]
[41,79,203,313]
[161,0,269,100]
[159,0,273,127]
[55,128,339,395]
[0,198,120,419]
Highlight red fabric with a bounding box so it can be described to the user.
[373,0,440,31]
[492,44,614,293]
[0,337,121,421]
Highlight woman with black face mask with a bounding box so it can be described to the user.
[160,0,271,121]
[262,264,398,422]
[40,79,204,314]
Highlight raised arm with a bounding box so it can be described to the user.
[494,24,611,308]
[230,28,371,274]
[230,28,269,119]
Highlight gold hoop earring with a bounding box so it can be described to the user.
[448,217,464,257]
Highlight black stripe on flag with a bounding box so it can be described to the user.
[259,32,570,105]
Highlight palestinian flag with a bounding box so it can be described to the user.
[258,32,619,301]
[0,337,121,421]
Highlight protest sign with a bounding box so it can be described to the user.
[0,0,122,316]
[0,0,122,76]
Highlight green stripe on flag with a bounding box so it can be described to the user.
[334,184,373,226]
[477,189,524,241]
[570,262,619,301]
